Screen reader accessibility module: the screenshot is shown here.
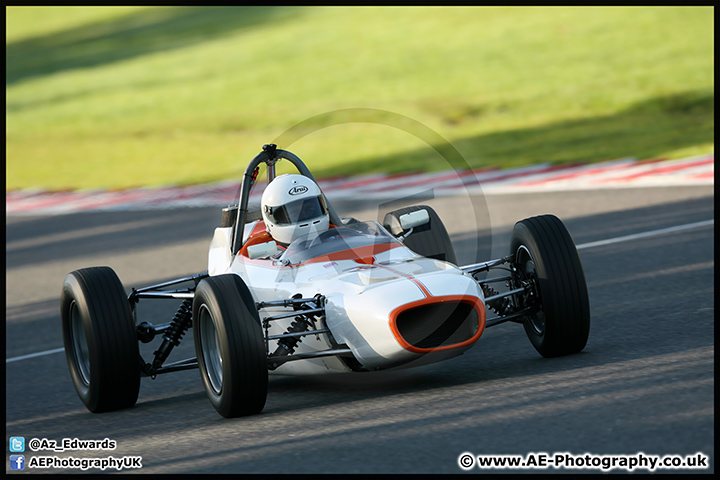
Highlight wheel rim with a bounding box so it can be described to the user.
[516,245,545,335]
[69,300,91,386]
[198,304,223,395]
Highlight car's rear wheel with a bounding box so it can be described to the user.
[60,267,140,412]
[383,205,457,265]
[510,215,590,357]
[193,274,267,418]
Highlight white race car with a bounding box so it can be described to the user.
[61,145,590,418]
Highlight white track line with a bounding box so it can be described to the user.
[575,219,714,250]
[5,218,714,364]
[6,347,66,363]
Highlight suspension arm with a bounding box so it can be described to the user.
[128,272,208,303]
[483,285,529,305]
[485,307,535,328]
[133,291,195,300]
[461,255,513,276]
[140,357,198,377]
[267,348,353,369]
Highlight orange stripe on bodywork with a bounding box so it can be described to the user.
[237,227,403,266]
[298,242,404,266]
[375,264,432,297]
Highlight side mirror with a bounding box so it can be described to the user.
[399,209,430,231]
[247,241,277,259]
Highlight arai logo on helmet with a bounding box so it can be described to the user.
[288,185,309,196]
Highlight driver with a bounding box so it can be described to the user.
[261,174,330,247]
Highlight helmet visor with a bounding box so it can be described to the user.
[267,195,328,226]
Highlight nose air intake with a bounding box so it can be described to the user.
[393,299,481,351]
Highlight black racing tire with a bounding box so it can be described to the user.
[383,205,457,265]
[193,274,268,418]
[60,267,141,413]
[510,215,590,358]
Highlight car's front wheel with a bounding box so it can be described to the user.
[60,267,140,412]
[510,215,590,357]
[193,274,267,418]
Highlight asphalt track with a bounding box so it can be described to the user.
[5,185,714,474]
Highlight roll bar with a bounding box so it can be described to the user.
[231,144,343,255]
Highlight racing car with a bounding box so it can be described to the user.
[61,144,590,418]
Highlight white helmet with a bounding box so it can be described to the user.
[261,174,330,245]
